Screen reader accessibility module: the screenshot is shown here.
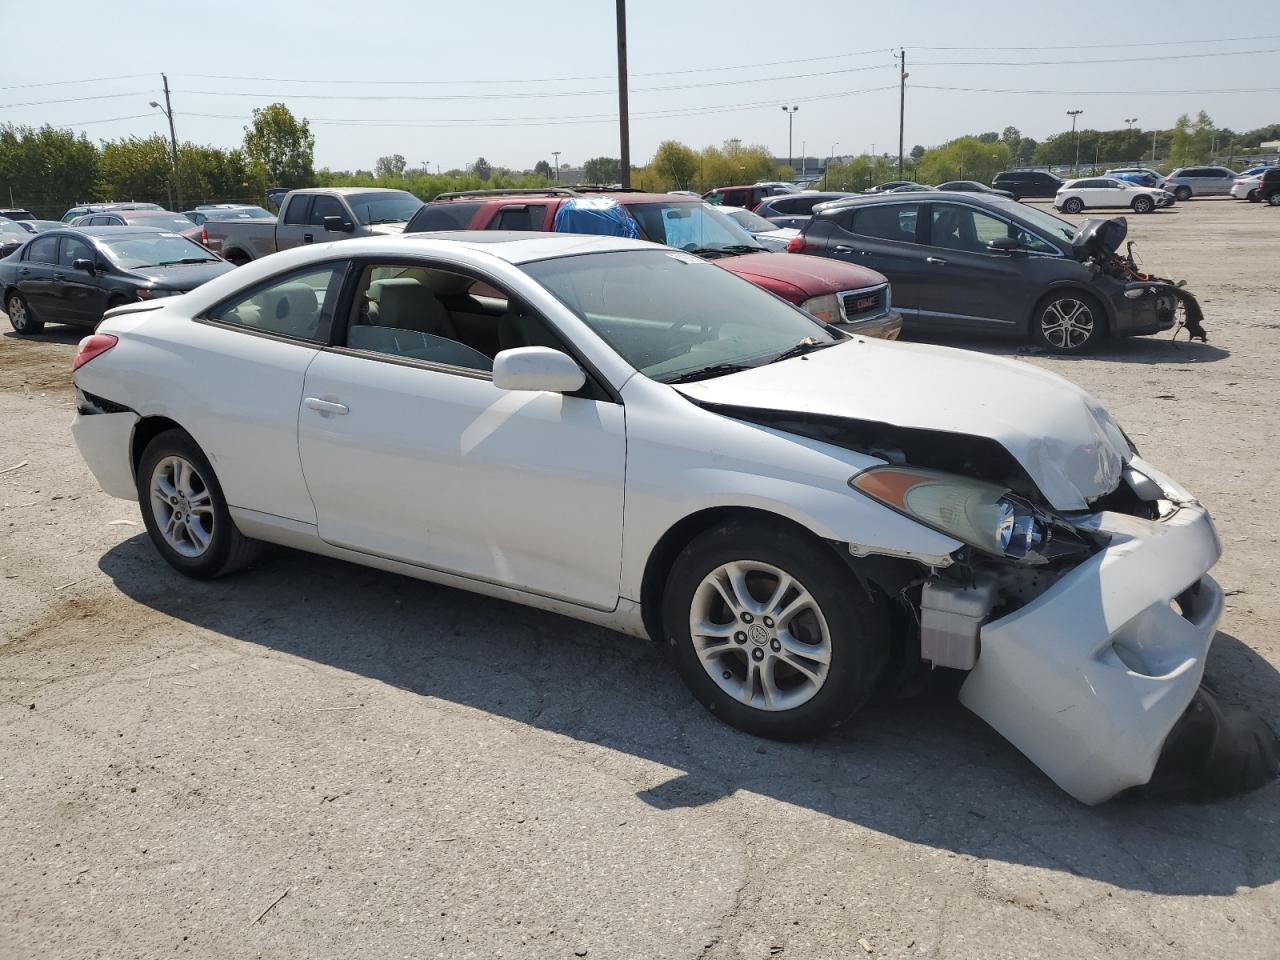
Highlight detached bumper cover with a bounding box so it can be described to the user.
[959,465,1223,804]
[71,409,139,501]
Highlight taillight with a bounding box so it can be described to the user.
[200,225,208,247]
[786,234,806,253]
[73,333,118,372]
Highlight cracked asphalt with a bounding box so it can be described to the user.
[2,198,1278,959]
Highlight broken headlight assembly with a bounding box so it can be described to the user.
[849,466,1092,564]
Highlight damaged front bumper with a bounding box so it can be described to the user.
[956,456,1224,804]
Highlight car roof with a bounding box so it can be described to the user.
[354,230,658,264]
[288,187,413,196]
[55,226,173,238]
[814,190,1028,213]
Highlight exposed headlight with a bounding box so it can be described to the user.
[850,466,1046,561]
[801,293,841,325]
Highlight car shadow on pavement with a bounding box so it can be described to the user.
[1,326,84,344]
[906,331,1231,365]
[99,539,1280,898]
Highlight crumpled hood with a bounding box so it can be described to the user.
[673,339,1130,510]
[1070,217,1127,261]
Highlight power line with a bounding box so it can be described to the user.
[914,83,1280,96]
[0,73,149,91]
[0,90,151,110]
[59,112,155,126]
[915,33,1280,50]
[914,46,1280,67]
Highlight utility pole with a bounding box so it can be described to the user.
[1152,127,1158,163]
[895,49,907,178]
[781,105,799,172]
[800,139,805,177]
[1067,109,1083,175]
[1125,117,1137,163]
[552,150,561,182]
[825,142,838,190]
[615,0,631,188]
[150,74,183,211]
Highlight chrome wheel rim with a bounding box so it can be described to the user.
[8,296,27,330]
[149,456,214,558]
[689,560,832,712]
[1135,198,1152,213]
[1065,199,1082,213]
[1040,297,1094,350]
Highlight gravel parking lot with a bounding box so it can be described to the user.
[2,198,1278,960]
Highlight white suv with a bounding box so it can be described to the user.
[1054,177,1174,214]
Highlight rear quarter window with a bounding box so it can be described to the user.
[407,202,483,231]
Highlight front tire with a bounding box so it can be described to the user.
[1031,291,1106,354]
[1268,193,1280,207]
[137,429,262,579]
[1062,197,1084,214]
[1132,195,1154,214]
[662,519,891,741]
[1247,189,1260,203]
[1174,186,1192,201]
[6,291,43,334]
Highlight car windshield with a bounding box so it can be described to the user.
[127,214,197,231]
[724,208,779,233]
[99,234,219,269]
[625,201,764,254]
[347,191,424,225]
[998,201,1077,242]
[522,249,838,382]
[0,220,28,237]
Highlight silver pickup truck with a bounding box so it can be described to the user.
[206,187,424,264]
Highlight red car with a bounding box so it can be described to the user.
[701,183,797,210]
[70,209,203,246]
[406,189,901,339]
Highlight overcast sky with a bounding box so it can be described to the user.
[4,0,1279,171]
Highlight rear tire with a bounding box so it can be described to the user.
[136,429,262,579]
[6,291,43,334]
[1132,195,1154,214]
[662,518,891,741]
[1247,189,1260,203]
[1031,290,1106,354]
[1268,193,1280,207]
[1062,197,1084,214]
[1174,186,1192,201]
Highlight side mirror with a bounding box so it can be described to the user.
[322,215,355,233]
[72,258,96,273]
[492,346,586,394]
[987,237,1021,253]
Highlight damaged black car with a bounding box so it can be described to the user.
[788,191,1205,354]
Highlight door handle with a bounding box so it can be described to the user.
[303,233,314,244]
[833,244,856,254]
[304,397,349,416]
[53,273,65,281]
[926,256,948,265]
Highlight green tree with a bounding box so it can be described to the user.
[97,135,175,206]
[374,154,406,179]
[472,156,492,181]
[650,140,699,191]
[0,124,97,218]
[582,156,621,185]
[909,144,926,162]
[533,159,553,179]
[918,137,1010,184]
[243,103,315,188]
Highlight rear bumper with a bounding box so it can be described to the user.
[836,308,901,340]
[959,463,1223,804]
[71,409,139,501]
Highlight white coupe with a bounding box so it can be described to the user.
[1054,177,1175,215]
[72,232,1225,804]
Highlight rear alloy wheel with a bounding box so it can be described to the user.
[1032,292,1104,354]
[1132,195,1154,214]
[1174,186,1192,201]
[6,292,43,334]
[1062,197,1084,214]
[137,429,261,578]
[1247,189,1260,203]
[663,520,890,741]
[1268,192,1280,207]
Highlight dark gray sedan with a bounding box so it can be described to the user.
[787,191,1183,353]
[1,226,233,334]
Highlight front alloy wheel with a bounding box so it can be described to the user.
[1034,294,1102,353]
[689,560,832,712]
[1269,192,1280,207]
[149,455,216,558]
[663,519,890,741]
[1062,197,1084,214]
[1132,195,1154,214]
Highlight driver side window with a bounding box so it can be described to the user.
[208,263,346,341]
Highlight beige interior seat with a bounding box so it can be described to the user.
[364,277,458,340]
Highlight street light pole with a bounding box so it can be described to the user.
[552,150,561,182]
[825,142,838,190]
[1067,109,1083,175]
[894,48,908,177]
[1125,117,1137,163]
[781,105,799,172]
[149,73,183,210]
[615,0,631,188]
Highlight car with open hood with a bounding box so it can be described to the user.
[785,191,1195,353]
[69,231,1263,805]
[1,226,233,333]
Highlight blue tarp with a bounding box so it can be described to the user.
[553,197,639,238]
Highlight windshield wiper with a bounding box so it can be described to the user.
[684,246,735,259]
[719,244,764,253]
[367,217,408,225]
[662,362,754,384]
[768,338,837,364]
[156,258,215,265]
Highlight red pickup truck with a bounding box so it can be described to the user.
[405,188,901,339]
